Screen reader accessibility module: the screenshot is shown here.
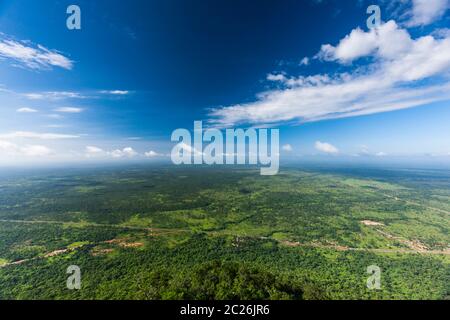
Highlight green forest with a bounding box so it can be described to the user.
[0,165,448,300]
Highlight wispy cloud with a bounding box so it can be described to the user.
[0,131,80,140]
[23,90,127,101]
[53,107,84,113]
[0,34,73,70]
[209,20,450,126]
[44,124,67,128]
[407,0,449,27]
[100,90,130,95]
[16,107,38,113]
[24,91,84,100]
[47,114,64,119]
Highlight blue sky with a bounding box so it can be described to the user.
[0,0,449,165]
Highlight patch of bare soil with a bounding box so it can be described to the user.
[7,259,28,266]
[277,237,449,255]
[375,229,429,252]
[44,249,69,257]
[279,240,350,251]
[103,238,144,248]
[361,220,385,226]
[119,242,144,248]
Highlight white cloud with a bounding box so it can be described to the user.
[317,21,412,63]
[315,141,339,154]
[0,140,53,157]
[317,31,377,63]
[17,107,38,113]
[359,145,370,155]
[300,57,310,66]
[282,144,293,152]
[144,150,162,158]
[85,146,105,158]
[355,145,388,157]
[85,146,143,159]
[407,0,449,27]
[109,147,138,158]
[376,152,388,157]
[100,90,130,95]
[267,73,287,82]
[24,91,84,100]
[47,114,64,119]
[209,21,450,126]
[0,140,18,154]
[44,124,66,128]
[54,107,83,113]
[86,146,104,154]
[122,147,137,157]
[20,145,53,157]
[0,35,73,70]
[0,131,80,140]
[23,93,45,100]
